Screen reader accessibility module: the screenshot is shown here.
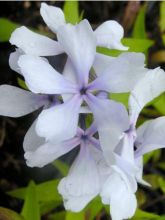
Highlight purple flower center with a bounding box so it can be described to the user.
[80,87,87,95]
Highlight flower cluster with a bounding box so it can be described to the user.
[1,3,165,220]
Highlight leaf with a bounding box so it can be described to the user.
[63,1,80,24]
[109,93,129,108]
[65,211,85,220]
[48,211,66,220]
[21,181,40,220]
[0,18,19,42]
[132,4,147,39]
[158,177,165,193]
[8,179,62,202]
[85,196,103,220]
[152,93,165,115]
[160,2,165,32]
[132,209,160,220]
[17,78,29,90]
[53,160,69,176]
[40,201,61,215]
[97,38,153,57]
[0,207,24,220]
[143,174,161,189]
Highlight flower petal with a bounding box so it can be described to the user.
[88,52,146,93]
[9,49,23,74]
[135,117,165,157]
[62,58,78,102]
[25,137,80,168]
[94,20,128,50]
[10,26,63,56]
[23,119,45,152]
[0,85,46,117]
[36,95,82,142]
[57,20,96,86]
[135,157,151,187]
[40,3,65,33]
[100,166,137,220]
[85,94,129,164]
[129,67,165,125]
[93,53,115,76]
[18,55,78,94]
[58,143,100,212]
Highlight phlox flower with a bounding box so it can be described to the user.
[97,67,165,220]
[6,19,149,146]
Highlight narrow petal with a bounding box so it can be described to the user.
[25,137,80,168]
[94,20,128,50]
[40,3,65,33]
[36,95,82,142]
[93,53,115,76]
[88,52,146,93]
[135,157,151,187]
[18,55,78,94]
[135,117,165,157]
[58,143,100,212]
[0,85,46,117]
[10,26,63,56]
[23,119,45,152]
[100,166,137,220]
[9,49,23,74]
[85,94,129,164]
[57,20,96,86]
[129,67,165,125]
[62,58,78,102]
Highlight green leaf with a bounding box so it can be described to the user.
[97,38,153,57]
[0,18,19,42]
[17,78,28,90]
[48,211,66,220]
[8,179,62,202]
[53,160,69,176]
[109,93,129,108]
[158,177,165,193]
[132,209,160,220]
[63,1,80,24]
[65,211,85,220]
[152,93,165,115]
[143,174,161,189]
[132,4,147,39]
[0,207,24,220]
[21,181,40,220]
[40,201,61,215]
[160,2,165,33]
[86,196,103,220]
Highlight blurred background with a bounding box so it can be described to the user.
[0,1,165,220]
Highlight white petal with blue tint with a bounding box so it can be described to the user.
[10,26,63,56]
[94,20,128,50]
[57,20,96,86]
[23,119,45,152]
[89,52,146,93]
[0,85,45,117]
[58,143,100,211]
[18,55,78,94]
[40,3,65,33]
[135,117,165,156]
[36,95,82,142]
[101,166,137,220]
[85,94,129,164]
[25,137,80,168]
[129,67,165,125]
[93,53,115,76]
[9,49,23,74]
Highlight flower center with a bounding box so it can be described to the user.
[80,87,87,95]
